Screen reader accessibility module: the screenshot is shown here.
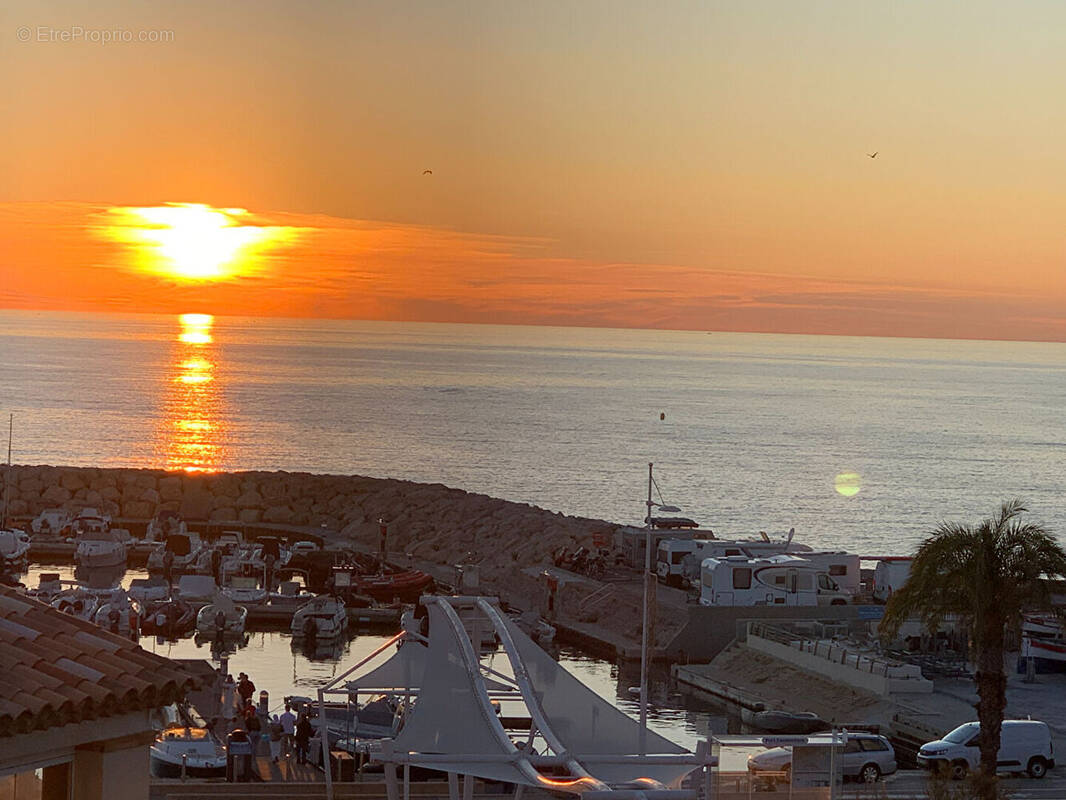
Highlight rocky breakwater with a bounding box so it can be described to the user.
[4,465,614,574]
[6,465,668,655]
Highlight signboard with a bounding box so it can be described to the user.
[762,736,809,747]
[858,605,885,620]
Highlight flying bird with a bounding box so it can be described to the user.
[422,169,433,175]
[867,152,878,159]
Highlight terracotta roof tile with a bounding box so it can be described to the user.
[0,585,203,737]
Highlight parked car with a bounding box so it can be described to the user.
[917,720,1054,779]
[747,732,897,784]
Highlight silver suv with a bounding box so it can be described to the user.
[747,732,898,784]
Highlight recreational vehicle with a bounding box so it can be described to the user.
[656,529,813,587]
[698,554,850,607]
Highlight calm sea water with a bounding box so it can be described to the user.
[3,310,1066,553]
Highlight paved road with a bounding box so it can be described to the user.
[837,769,1066,799]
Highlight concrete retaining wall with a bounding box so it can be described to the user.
[746,629,933,695]
[664,604,883,662]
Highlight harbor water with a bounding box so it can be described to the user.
[23,564,732,752]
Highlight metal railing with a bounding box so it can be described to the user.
[747,622,903,678]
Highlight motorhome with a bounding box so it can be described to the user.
[656,529,813,587]
[698,554,851,607]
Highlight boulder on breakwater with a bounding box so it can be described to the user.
[3,465,614,573]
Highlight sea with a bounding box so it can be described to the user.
[5,310,1066,751]
[3,309,1066,554]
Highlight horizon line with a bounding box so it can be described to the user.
[3,304,1066,347]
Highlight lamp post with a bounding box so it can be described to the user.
[640,462,680,755]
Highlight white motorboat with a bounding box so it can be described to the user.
[146,532,203,574]
[267,580,316,608]
[0,529,31,569]
[128,576,171,604]
[72,510,127,568]
[221,536,292,583]
[291,595,347,640]
[173,574,218,604]
[52,589,100,621]
[512,610,556,645]
[95,592,143,636]
[27,572,67,603]
[220,575,268,605]
[196,595,248,636]
[150,725,228,778]
[146,510,188,543]
[30,508,72,535]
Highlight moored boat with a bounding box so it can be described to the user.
[150,725,228,778]
[52,589,100,621]
[196,596,248,636]
[128,576,171,604]
[142,598,198,638]
[220,575,268,605]
[94,592,143,636]
[30,508,72,535]
[72,510,128,568]
[291,595,347,639]
[0,528,31,569]
[147,532,203,574]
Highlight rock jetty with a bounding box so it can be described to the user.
[3,465,614,574]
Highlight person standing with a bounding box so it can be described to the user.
[245,707,262,756]
[279,704,297,758]
[221,674,236,731]
[268,715,283,763]
[294,713,313,765]
[236,673,256,710]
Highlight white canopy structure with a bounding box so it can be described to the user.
[318,596,713,800]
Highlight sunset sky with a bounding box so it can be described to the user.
[3,1,1066,340]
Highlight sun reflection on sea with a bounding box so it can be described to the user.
[157,313,228,472]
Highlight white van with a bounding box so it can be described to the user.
[917,720,1054,779]
[872,558,911,602]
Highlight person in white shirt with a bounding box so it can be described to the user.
[279,704,297,757]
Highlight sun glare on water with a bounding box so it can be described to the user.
[103,203,296,281]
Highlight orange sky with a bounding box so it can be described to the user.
[3,2,1066,340]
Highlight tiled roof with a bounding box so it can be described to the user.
[0,585,202,737]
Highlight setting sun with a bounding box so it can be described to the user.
[101,203,297,281]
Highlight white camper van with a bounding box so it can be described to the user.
[917,720,1054,779]
[698,554,851,607]
[656,530,813,588]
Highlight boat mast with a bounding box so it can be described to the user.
[1,414,10,529]
[639,461,652,755]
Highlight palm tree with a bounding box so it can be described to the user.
[881,500,1066,797]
